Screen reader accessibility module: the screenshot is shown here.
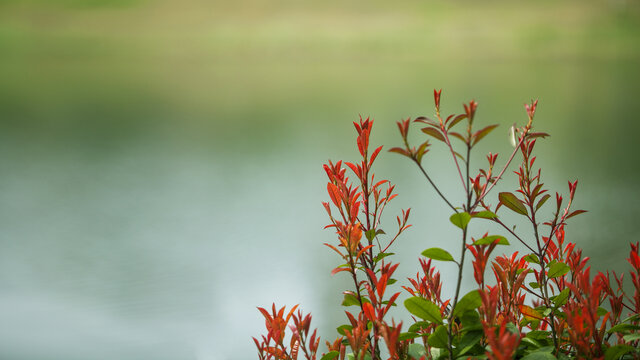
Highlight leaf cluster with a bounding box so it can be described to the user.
[254,92,640,360]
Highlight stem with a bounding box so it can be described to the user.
[348,255,366,319]
[347,252,378,360]
[436,107,468,193]
[527,182,560,354]
[534,221,560,354]
[414,159,459,213]
[490,216,537,254]
[448,226,469,359]
[465,137,471,210]
[443,132,467,193]
[471,127,530,210]
[447,142,473,360]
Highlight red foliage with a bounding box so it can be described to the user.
[254,91,640,360]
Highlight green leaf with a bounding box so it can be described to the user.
[473,235,509,246]
[473,210,498,219]
[605,344,635,360]
[499,192,528,216]
[416,141,431,163]
[427,325,448,348]
[342,293,361,307]
[399,332,421,341]
[422,247,456,262]
[408,321,431,333]
[336,324,352,336]
[421,127,446,142]
[450,212,471,230]
[623,333,640,342]
[551,288,571,308]
[520,317,540,329]
[521,336,543,349]
[539,306,552,317]
[535,194,551,211]
[373,252,394,263]
[408,343,427,359]
[320,351,340,360]
[460,310,482,331]
[529,281,541,289]
[458,330,483,356]
[505,322,519,334]
[597,307,609,317]
[453,290,482,317]
[404,297,443,324]
[622,314,640,323]
[522,350,557,360]
[608,323,640,334]
[526,330,551,340]
[524,254,540,264]
[365,229,376,241]
[547,262,570,278]
[430,348,446,360]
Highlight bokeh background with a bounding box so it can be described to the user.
[1,0,639,359]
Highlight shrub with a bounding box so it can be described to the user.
[253,90,640,360]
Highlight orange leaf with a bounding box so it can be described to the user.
[327,183,341,207]
[331,267,350,276]
[518,304,544,320]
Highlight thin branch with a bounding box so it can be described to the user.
[490,217,537,253]
[414,159,459,213]
[471,135,524,210]
[442,127,468,193]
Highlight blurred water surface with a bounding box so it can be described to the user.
[0,0,639,359]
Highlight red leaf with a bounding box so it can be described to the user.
[369,146,383,167]
[324,243,344,257]
[285,304,299,324]
[421,127,445,142]
[331,267,350,276]
[327,183,342,207]
[447,114,467,129]
[363,302,376,322]
[527,132,550,139]
[290,339,299,359]
[472,124,499,146]
[519,304,544,320]
[388,147,410,157]
[257,306,272,321]
[566,209,587,219]
[356,244,374,262]
[345,162,360,179]
[373,179,389,189]
[414,116,438,126]
[449,132,467,143]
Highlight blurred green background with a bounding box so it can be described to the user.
[1,0,639,359]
